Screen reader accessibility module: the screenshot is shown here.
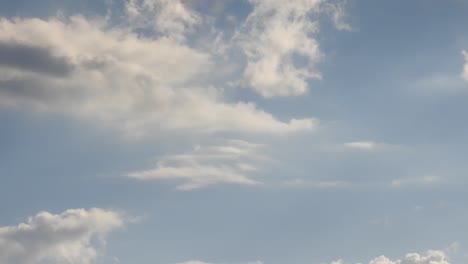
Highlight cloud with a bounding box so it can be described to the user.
[462,50,468,82]
[344,141,379,151]
[127,139,268,190]
[370,250,450,264]
[125,0,201,42]
[177,261,263,264]
[0,208,126,264]
[238,0,324,97]
[325,1,352,31]
[285,179,348,188]
[0,13,316,138]
[0,41,74,76]
[328,249,451,264]
[177,262,213,264]
[390,175,441,187]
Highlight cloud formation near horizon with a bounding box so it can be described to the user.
[0,208,126,264]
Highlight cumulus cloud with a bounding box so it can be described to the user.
[462,50,468,82]
[238,0,323,97]
[370,250,449,264]
[0,208,126,264]
[127,139,267,190]
[328,250,451,264]
[0,13,316,138]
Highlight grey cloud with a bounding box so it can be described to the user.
[0,41,74,76]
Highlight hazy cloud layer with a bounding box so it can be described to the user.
[0,208,126,264]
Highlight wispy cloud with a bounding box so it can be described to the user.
[284,178,348,189]
[391,175,441,188]
[344,141,379,151]
[127,139,268,190]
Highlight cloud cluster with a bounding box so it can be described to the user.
[0,12,316,136]
[370,250,450,264]
[175,250,451,264]
[0,0,350,190]
[0,208,126,264]
[127,139,267,190]
[328,250,450,264]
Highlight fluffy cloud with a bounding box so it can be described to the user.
[238,0,323,97]
[127,139,267,190]
[0,208,126,264]
[462,50,468,82]
[0,3,317,138]
[371,250,449,264]
[328,250,450,264]
[125,0,201,42]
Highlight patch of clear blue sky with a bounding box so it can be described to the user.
[0,0,467,263]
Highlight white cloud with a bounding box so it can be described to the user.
[328,250,451,264]
[127,139,268,190]
[370,250,450,264]
[0,14,316,138]
[344,141,378,151]
[330,260,345,264]
[125,0,201,42]
[462,50,468,82]
[238,0,323,97]
[0,208,126,264]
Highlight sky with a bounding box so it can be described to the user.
[0,0,468,263]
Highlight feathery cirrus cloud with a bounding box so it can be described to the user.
[127,139,267,190]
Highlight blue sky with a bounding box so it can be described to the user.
[0,0,467,263]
